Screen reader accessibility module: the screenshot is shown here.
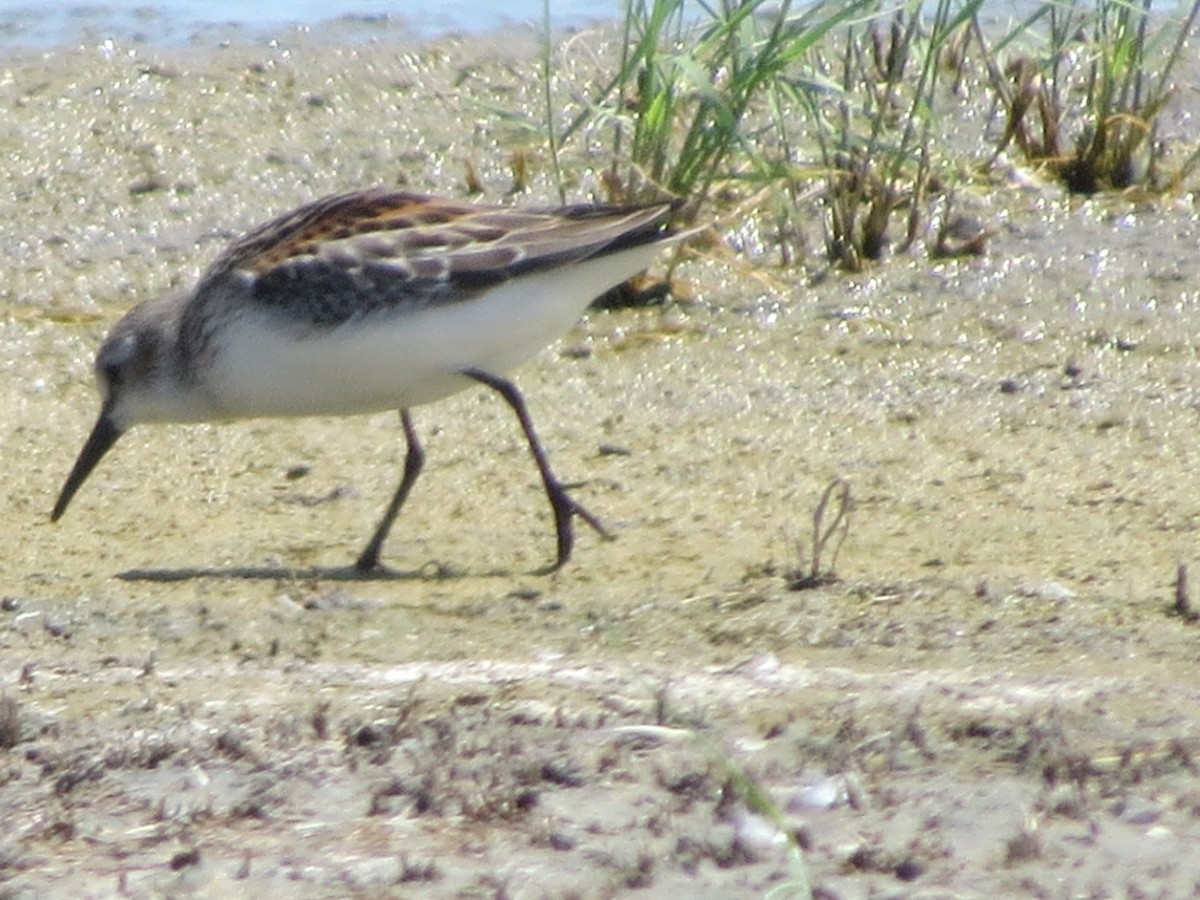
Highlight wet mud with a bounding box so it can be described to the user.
[1,22,1199,899]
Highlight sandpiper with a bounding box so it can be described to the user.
[51,187,685,572]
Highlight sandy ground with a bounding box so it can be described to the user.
[2,19,1200,899]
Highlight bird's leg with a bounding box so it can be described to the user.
[355,409,424,572]
[462,367,610,573]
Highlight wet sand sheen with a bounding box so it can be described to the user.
[2,25,1200,897]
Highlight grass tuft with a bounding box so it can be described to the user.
[526,0,1199,280]
[977,0,1200,193]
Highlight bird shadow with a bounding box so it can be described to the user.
[116,561,482,583]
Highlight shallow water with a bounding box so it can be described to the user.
[2,24,1200,898]
[0,0,612,49]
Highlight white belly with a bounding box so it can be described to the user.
[203,242,662,418]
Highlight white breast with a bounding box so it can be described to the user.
[202,242,665,419]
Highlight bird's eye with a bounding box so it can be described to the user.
[97,333,137,387]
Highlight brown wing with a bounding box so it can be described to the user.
[197,188,676,327]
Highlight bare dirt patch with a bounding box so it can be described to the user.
[2,23,1200,899]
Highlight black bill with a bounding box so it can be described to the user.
[51,409,123,521]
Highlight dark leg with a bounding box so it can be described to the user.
[356,409,424,572]
[462,367,610,573]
